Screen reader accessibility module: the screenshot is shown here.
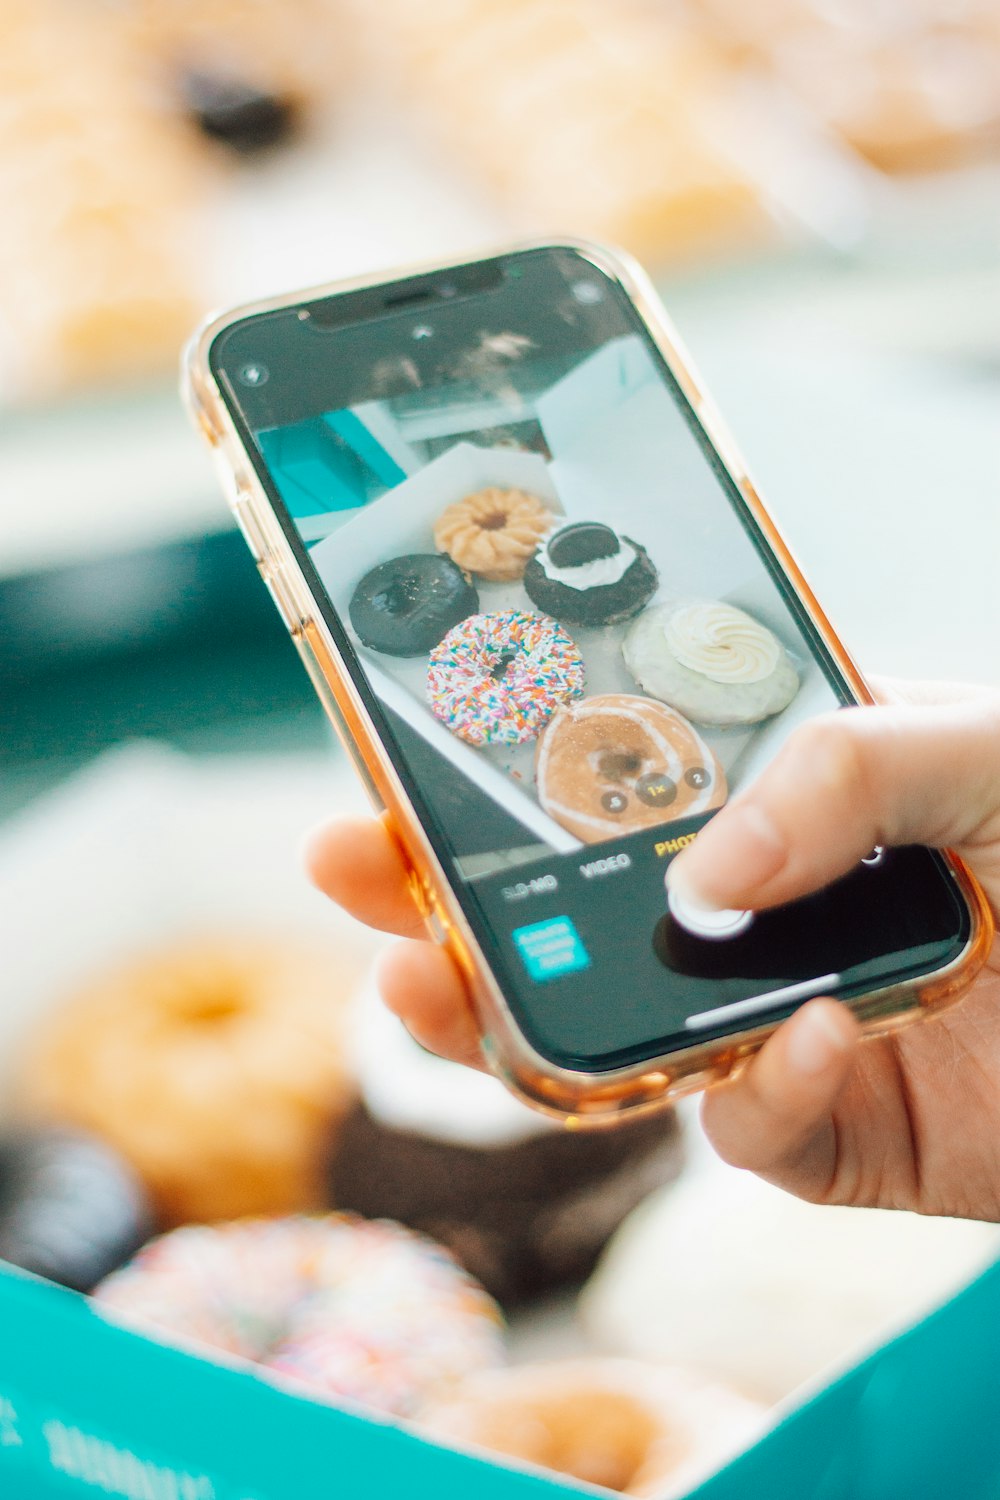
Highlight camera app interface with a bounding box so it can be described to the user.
[228,251,963,1065]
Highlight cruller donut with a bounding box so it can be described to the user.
[15,938,358,1226]
[434,487,554,582]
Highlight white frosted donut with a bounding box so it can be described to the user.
[94,1214,505,1416]
[581,1161,1000,1402]
[623,600,799,727]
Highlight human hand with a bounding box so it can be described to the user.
[666,678,1000,1219]
[307,680,1000,1219]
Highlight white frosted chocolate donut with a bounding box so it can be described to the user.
[536,693,726,844]
[327,982,683,1307]
[419,1358,765,1497]
[623,600,799,727]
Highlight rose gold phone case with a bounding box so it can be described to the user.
[183,237,993,1125]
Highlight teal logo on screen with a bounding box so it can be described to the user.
[512,917,590,982]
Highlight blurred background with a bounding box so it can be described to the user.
[1,0,1000,1479]
[3,0,999,816]
[4,0,1000,819]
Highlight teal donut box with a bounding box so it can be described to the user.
[3,1256,1000,1500]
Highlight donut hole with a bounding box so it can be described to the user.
[374,575,420,617]
[176,984,247,1026]
[489,650,519,683]
[597,750,644,783]
[479,511,509,532]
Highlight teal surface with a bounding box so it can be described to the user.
[3,1257,1000,1499]
[0,1269,575,1500]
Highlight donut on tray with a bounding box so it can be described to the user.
[419,1358,766,1497]
[427,610,585,747]
[94,1214,505,1417]
[536,693,727,844]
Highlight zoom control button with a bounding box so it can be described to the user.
[667,883,754,942]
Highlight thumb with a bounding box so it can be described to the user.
[667,696,1000,915]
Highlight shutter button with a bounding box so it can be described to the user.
[666,878,754,941]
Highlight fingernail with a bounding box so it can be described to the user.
[668,802,787,911]
[786,1003,849,1076]
[664,858,722,912]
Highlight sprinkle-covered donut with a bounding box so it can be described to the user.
[536,693,727,843]
[427,610,585,747]
[94,1214,505,1417]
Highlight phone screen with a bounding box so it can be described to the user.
[211,246,969,1071]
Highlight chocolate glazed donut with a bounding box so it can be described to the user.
[0,1127,152,1292]
[349,555,478,656]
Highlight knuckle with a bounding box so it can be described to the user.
[788,711,876,806]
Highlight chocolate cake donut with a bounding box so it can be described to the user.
[327,987,683,1307]
[349,554,478,657]
[524,522,658,627]
[0,1127,152,1292]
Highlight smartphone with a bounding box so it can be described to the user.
[185,240,991,1121]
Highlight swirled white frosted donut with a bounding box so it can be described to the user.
[623,601,799,727]
[664,602,780,684]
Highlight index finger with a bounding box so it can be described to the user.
[305,815,427,939]
[667,696,1000,915]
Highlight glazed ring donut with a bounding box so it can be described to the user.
[95,1214,504,1418]
[427,609,585,747]
[536,693,727,844]
[419,1358,765,1497]
[434,488,554,582]
[15,938,358,1226]
[349,553,478,657]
